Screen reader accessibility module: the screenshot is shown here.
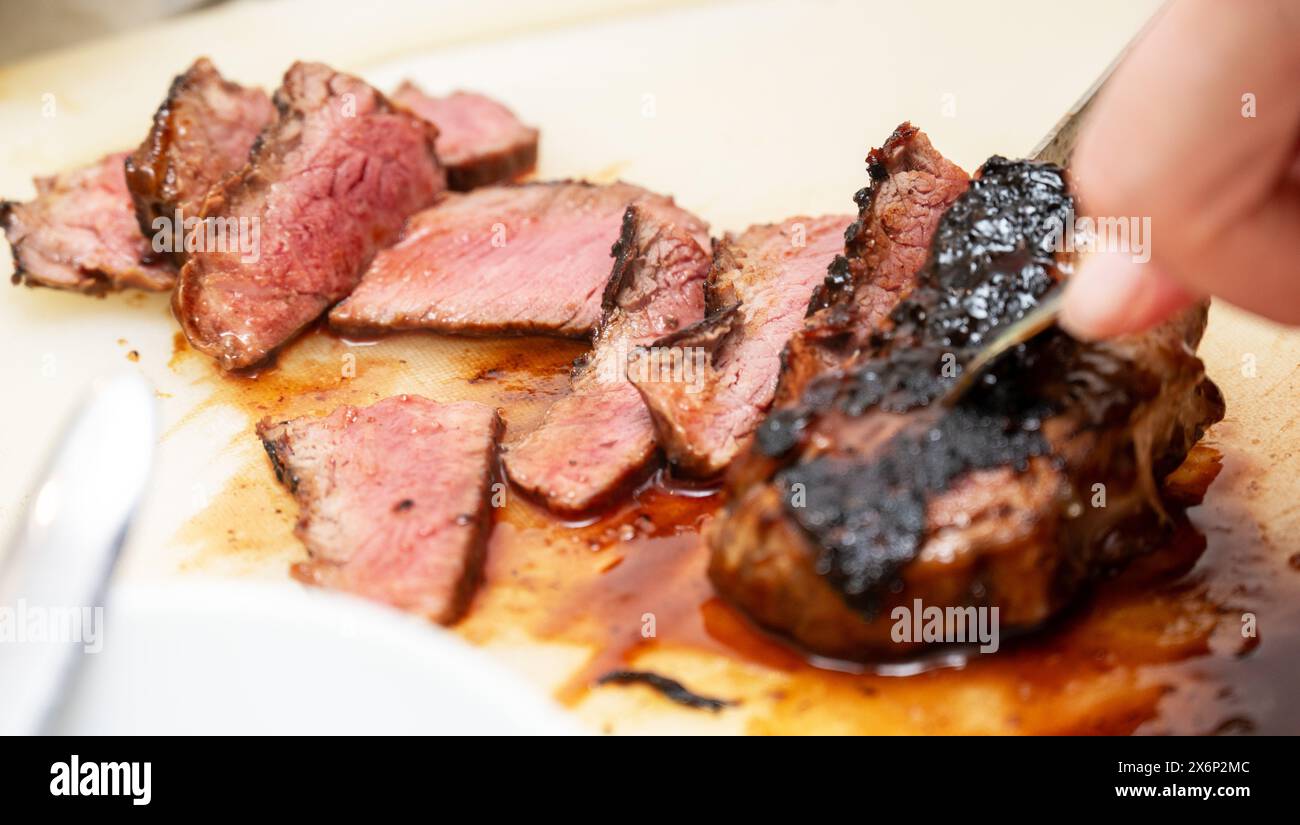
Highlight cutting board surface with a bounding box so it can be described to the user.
[3,0,1298,734]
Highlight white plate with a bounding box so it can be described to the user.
[49,580,582,735]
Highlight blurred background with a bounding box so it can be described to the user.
[0,0,686,66]
[0,0,219,65]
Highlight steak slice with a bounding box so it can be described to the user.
[174,61,445,371]
[503,201,710,514]
[257,395,502,625]
[710,157,1225,660]
[125,58,275,261]
[391,81,539,191]
[330,181,708,339]
[629,214,852,477]
[2,152,175,293]
[777,123,968,404]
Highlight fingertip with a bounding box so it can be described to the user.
[1060,252,1196,340]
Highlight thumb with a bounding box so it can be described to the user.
[1060,250,1198,340]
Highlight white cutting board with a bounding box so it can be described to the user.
[6,0,1298,734]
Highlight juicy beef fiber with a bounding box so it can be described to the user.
[3,152,175,293]
[4,59,270,293]
[630,214,852,477]
[331,181,708,339]
[258,396,502,624]
[391,81,539,191]
[504,201,711,513]
[174,61,445,371]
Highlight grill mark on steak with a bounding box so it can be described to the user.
[125,58,275,263]
[2,152,175,293]
[174,61,446,371]
[776,123,969,405]
[503,201,711,514]
[329,181,709,339]
[629,214,852,477]
[709,157,1225,660]
[257,395,502,625]
[391,81,539,191]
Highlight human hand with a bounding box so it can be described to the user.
[1060,0,1300,339]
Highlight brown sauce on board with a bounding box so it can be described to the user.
[167,327,1300,735]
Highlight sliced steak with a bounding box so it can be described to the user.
[629,214,852,477]
[257,395,502,624]
[125,57,275,261]
[503,201,710,514]
[2,152,175,293]
[392,82,539,191]
[330,181,707,339]
[710,157,1225,660]
[777,123,968,404]
[174,61,445,371]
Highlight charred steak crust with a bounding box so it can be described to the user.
[260,434,296,491]
[257,396,502,625]
[763,158,1078,610]
[444,140,535,193]
[503,201,711,514]
[174,61,445,371]
[3,152,176,293]
[776,123,969,406]
[124,58,274,258]
[762,155,1078,455]
[443,138,538,192]
[601,204,644,316]
[808,122,969,321]
[710,157,1225,659]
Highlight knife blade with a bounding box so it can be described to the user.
[0,373,157,735]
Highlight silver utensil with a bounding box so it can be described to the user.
[940,290,1065,405]
[0,374,157,735]
[942,18,1156,407]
